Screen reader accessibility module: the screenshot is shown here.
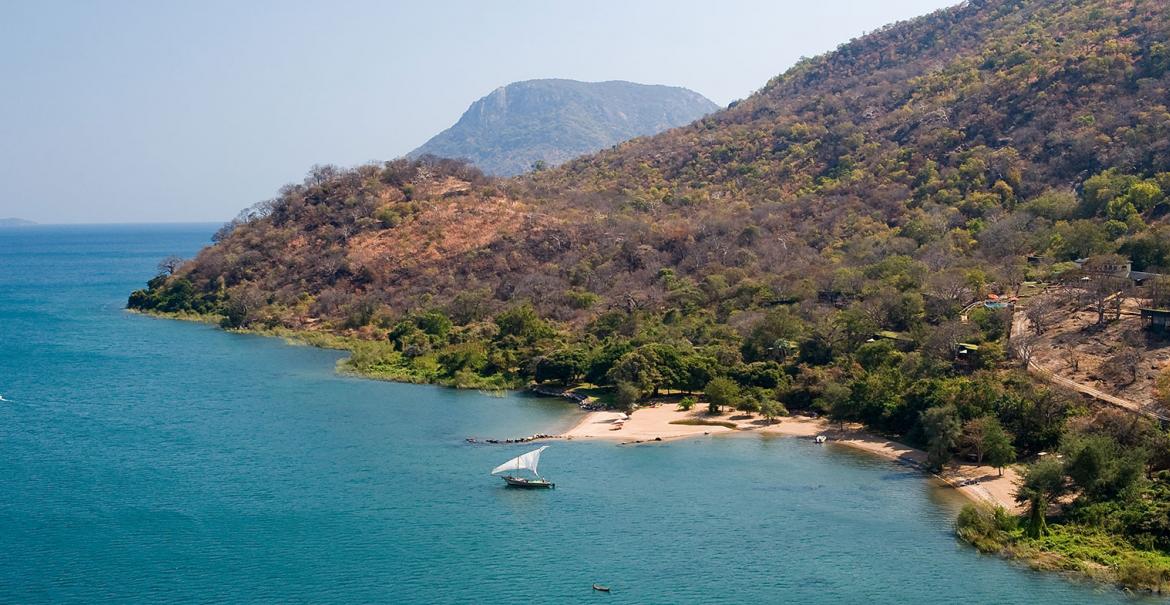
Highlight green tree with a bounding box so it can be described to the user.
[741,307,805,362]
[730,361,786,389]
[854,339,901,371]
[1017,457,1067,538]
[436,341,487,375]
[735,392,761,415]
[760,399,786,423]
[415,310,453,338]
[1125,180,1164,212]
[850,369,908,431]
[995,382,1071,455]
[982,421,1016,476]
[1081,169,1138,217]
[1062,434,1147,502]
[494,304,554,343]
[678,353,718,392]
[1051,220,1112,260]
[1119,226,1170,270]
[586,340,634,384]
[968,307,1010,342]
[834,307,880,350]
[921,405,962,472]
[704,377,740,414]
[607,349,663,396]
[1023,189,1078,220]
[814,381,856,426]
[605,343,691,395]
[535,347,589,384]
[638,344,689,393]
[154,277,199,312]
[963,416,1016,474]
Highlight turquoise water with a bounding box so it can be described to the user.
[0,224,1145,603]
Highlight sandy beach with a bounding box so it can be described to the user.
[561,404,1022,512]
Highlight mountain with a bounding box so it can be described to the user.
[0,218,36,227]
[407,79,719,176]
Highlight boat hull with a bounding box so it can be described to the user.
[501,475,555,489]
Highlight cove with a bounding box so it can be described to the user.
[0,225,1147,603]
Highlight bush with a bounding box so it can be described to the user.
[956,504,1013,553]
[564,289,600,310]
[1117,555,1170,592]
[375,205,402,228]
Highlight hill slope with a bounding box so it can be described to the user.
[142,0,1170,334]
[407,79,719,176]
[132,0,1170,367]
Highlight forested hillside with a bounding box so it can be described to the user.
[131,0,1170,588]
[408,79,718,176]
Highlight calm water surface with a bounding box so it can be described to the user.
[0,224,1149,603]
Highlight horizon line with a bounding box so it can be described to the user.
[0,220,226,228]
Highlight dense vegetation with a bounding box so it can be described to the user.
[958,407,1170,591]
[130,0,1170,589]
[408,79,719,176]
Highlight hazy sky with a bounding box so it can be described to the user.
[1,0,956,224]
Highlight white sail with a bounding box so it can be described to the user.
[491,446,548,476]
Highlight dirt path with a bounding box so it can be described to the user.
[1010,311,1168,422]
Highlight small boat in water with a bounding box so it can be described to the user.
[815,435,827,444]
[491,446,555,488]
[592,584,610,592]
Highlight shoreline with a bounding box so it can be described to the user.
[139,309,1169,590]
[134,308,1021,511]
[559,404,1022,512]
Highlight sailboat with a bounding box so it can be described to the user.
[491,445,555,488]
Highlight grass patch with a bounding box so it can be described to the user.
[568,384,616,407]
[253,327,359,350]
[669,418,737,430]
[956,504,1170,592]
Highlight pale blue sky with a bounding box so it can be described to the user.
[1,0,956,224]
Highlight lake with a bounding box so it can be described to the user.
[0,224,1144,603]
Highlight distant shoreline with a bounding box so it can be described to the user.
[0,217,36,227]
[0,221,223,228]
